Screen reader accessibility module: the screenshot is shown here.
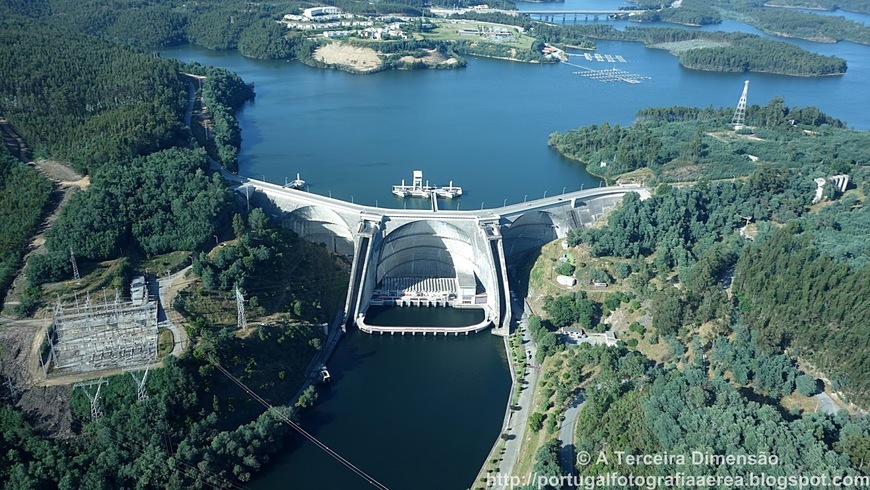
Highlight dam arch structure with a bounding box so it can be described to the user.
[240,179,647,335]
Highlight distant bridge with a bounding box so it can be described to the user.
[519,9,648,22]
[520,9,632,15]
[238,179,649,335]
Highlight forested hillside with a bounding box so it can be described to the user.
[710,0,870,44]
[568,345,869,481]
[0,149,52,304]
[0,8,345,488]
[634,0,723,26]
[764,0,870,14]
[561,146,869,404]
[552,25,848,76]
[0,17,186,173]
[549,99,868,181]
[734,223,870,405]
[527,104,870,483]
[678,36,848,74]
[26,148,235,285]
[4,0,316,60]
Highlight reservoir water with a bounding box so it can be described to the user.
[161,5,870,487]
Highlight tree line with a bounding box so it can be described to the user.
[733,222,870,406]
[549,99,868,181]
[2,0,317,61]
[635,0,723,26]
[26,148,235,285]
[0,149,52,306]
[710,0,870,44]
[560,24,848,76]
[679,36,848,75]
[180,63,256,171]
[0,16,187,174]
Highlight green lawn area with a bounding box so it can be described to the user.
[419,19,536,50]
[157,327,174,358]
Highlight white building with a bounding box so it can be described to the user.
[303,6,341,20]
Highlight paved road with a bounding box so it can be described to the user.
[814,392,841,415]
[494,300,539,489]
[155,267,191,357]
[559,393,586,483]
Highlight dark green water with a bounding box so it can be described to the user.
[251,327,510,489]
[365,305,485,327]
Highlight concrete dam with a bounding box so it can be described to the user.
[239,180,647,336]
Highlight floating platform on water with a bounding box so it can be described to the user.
[392,170,462,198]
[573,67,651,84]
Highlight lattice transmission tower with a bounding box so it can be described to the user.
[69,247,80,283]
[235,286,246,330]
[74,378,107,421]
[129,367,149,402]
[731,80,749,129]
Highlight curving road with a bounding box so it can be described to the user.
[559,393,585,484]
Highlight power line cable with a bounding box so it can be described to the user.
[209,360,390,490]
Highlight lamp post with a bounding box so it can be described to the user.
[523,194,528,203]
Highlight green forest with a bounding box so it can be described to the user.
[549,98,869,181]
[26,148,235,287]
[0,17,187,174]
[763,0,870,13]
[550,24,848,76]
[709,0,870,44]
[525,102,869,484]
[568,345,869,481]
[0,330,324,487]
[0,149,52,306]
[734,223,870,405]
[564,166,870,405]
[634,0,723,26]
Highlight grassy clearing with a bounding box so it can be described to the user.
[157,327,173,358]
[138,251,191,276]
[649,39,730,53]
[42,258,130,306]
[421,19,536,50]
